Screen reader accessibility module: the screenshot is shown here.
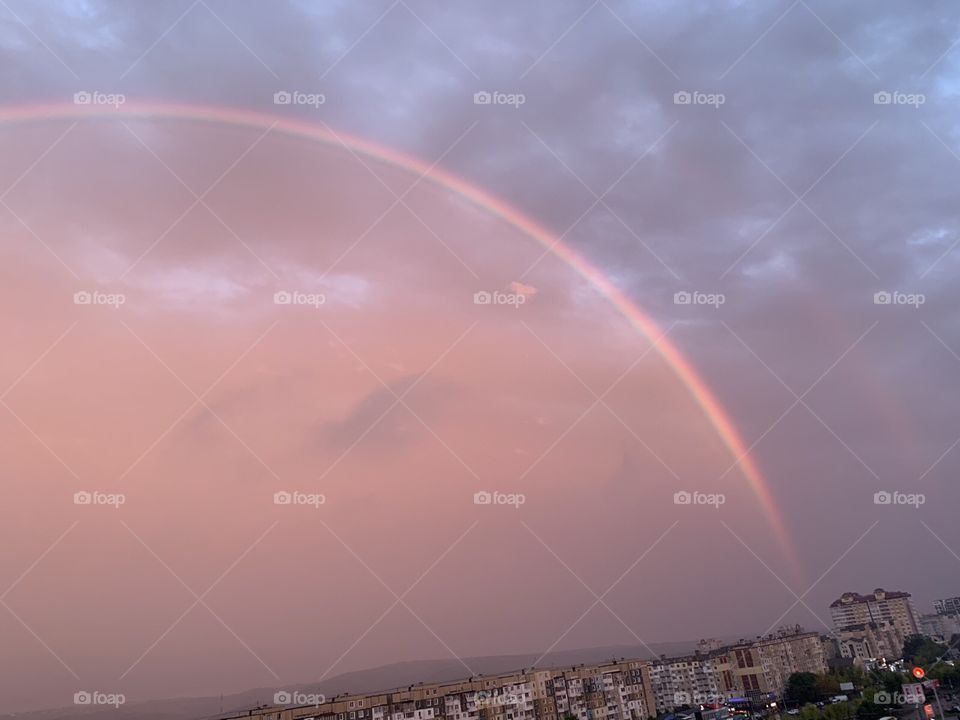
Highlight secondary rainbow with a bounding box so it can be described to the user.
[0,101,798,571]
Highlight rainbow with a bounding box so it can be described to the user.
[1,101,798,571]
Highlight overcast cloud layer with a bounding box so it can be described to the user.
[2,0,960,714]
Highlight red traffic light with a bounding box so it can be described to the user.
[912,667,926,679]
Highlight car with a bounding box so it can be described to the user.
[786,710,800,715]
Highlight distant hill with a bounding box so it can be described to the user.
[8,639,740,720]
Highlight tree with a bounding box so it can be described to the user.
[815,674,841,699]
[823,703,852,720]
[786,673,821,705]
[902,635,948,667]
[799,704,821,720]
[855,699,884,720]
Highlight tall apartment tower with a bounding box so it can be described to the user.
[829,588,919,637]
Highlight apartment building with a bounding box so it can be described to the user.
[919,613,960,644]
[649,653,734,711]
[724,629,828,701]
[835,621,905,661]
[933,597,960,616]
[829,589,919,641]
[225,661,656,720]
[648,628,827,712]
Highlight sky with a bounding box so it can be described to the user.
[2,0,960,713]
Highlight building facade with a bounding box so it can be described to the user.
[223,632,830,720]
[225,661,657,720]
[829,589,919,650]
[933,597,960,616]
[919,613,960,644]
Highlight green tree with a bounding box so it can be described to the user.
[902,635,948,667]
[855,699,883,720]
[799,704,821,720]
[786,673,821,705]
[816,674,841,699]
[823,703,852,720]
